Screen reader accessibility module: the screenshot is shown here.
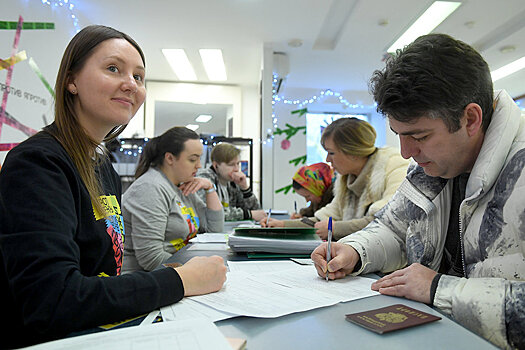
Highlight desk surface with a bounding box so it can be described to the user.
[217,294,495,350]
[166,241,496,350]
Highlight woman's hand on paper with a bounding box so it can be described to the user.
[175,256,227,296]
[259,217,284,227]
[311,242,360,280]
[371,263,436,304]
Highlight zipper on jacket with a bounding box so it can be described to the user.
[458,201,467,277]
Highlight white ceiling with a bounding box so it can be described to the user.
[72,0,525,99]
[6,0,525,102]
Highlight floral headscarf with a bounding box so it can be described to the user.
[292,163,334,197]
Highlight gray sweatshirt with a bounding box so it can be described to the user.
[121,167,223,272]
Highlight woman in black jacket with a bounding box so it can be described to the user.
[0,25,226,349]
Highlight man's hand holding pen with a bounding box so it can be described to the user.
[311,241,361,281]
[325,217,333,281]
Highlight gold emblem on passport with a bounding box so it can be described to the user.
[375,312,408,323]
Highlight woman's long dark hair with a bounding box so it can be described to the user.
[135,127,199,178]
[49,25,145,216]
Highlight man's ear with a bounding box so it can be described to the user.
[212,161,218,169]
[463,103,483,136]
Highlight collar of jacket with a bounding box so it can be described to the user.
[467,90,522,199]
[401,90,522,206]
[346,151,376,197]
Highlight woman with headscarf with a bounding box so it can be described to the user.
[263,117,409,241]
[290,163,335,219]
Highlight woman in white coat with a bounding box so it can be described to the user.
[264,117,409,241]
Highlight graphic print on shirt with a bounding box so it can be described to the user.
[173,200,200,248]
[93,195,125,275]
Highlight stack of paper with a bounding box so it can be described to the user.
[228,227,322,254]
[23,319,232,349]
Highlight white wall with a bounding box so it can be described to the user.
[240,85,261,198]
[142,81,242,137]
[0,4,74,163]
[260,43,275,209]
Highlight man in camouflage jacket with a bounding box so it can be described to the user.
[312,34,524,349]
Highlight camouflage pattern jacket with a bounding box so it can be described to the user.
[197,166,261,221]
[339,90,525,349]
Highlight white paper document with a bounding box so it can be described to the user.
[227,260,300,273]
[257,266,379,304]
[186,243,229,251]
[23,319,232,350]
[189,233,229,243]
[161,298,236,323]
[173,264,379,320]
[139,309,160,326]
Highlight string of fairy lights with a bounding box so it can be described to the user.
[40,0,80,33]
[264,74,378,144]
[116,136,242,157]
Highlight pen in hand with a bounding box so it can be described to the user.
[294,201,297,215]
[326,217,332,282]
[266,209,272,226]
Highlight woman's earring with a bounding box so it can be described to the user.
[70,89,77,94]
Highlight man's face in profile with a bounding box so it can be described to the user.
[389,115,474,179]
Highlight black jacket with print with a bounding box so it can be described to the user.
[0,126,183,349]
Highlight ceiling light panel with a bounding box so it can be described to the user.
[162,49,197,81]
[387,1,461,53]
[186,124,199,131]
[196,114,213,123]
[199,49,227,81]
[491,56,525,82]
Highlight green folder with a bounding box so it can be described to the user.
[229,227,322,254]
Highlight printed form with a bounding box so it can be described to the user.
[165,263,378,321]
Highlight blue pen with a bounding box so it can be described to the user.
[266,209,272,226]
[326,217,333,281]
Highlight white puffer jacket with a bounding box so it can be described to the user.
[340,90,525,349]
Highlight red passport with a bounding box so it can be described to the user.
[345,304,441,334]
